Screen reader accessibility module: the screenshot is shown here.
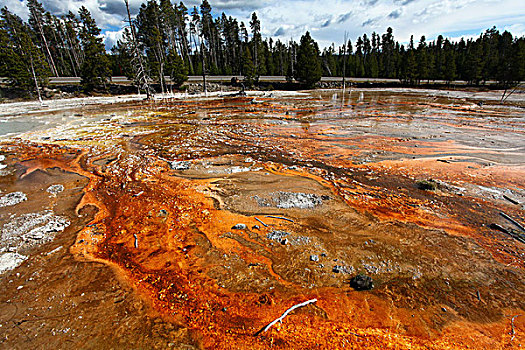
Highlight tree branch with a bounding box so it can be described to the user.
[254,298,317,336]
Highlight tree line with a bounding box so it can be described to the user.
[324,27,525,86]
[1,0,524,98]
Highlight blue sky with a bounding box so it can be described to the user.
[4,0,525,50]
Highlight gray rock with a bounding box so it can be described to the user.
[254,192,323,209]
[0,252,27,274]
[46,184,64,196]
[23,216,70,241]
[0,192,27,208]
[267,230,289,241]
[231,223,247,230]
[310,255,319,262]
[332,265,355,274]
[1,211,70,251]
[169,160,191,170]
[349,274,374,291]
[417,179,438,191]
[273,192,322,209]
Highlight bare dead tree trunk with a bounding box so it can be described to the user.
[30,9,59,77]
[181,30,193,74]
[125,0,152,99]
[29,54,43,103]
[63,25,81,74]
[201,41,207,95]
[58,22,77,76]
[342,32,348,92]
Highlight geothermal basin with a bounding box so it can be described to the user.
[0,88,524,349]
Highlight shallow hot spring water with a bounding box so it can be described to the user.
[0,89,524,349]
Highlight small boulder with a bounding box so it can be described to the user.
[169,160,191,170]
[349,274,374,291]
[417,179,438,191]
[310,255,319,262]
[231,223,247,230]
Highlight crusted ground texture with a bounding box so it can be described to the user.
[0,89,524,349]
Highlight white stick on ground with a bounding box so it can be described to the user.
[255,299,317,335]
[511,314,522,341]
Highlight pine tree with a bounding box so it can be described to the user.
[497,31,515,86]
[78,6,110,91]
[136,1,168,93]
[295,31,321,88]
[241,45,255,86]
[1,7,50,100]
[26,0,58,76]
[381,27,395,78]
[249,12,261,79]
[464,40,482,84]
[166,48,187,88]
[514,38,525,82]
[416,36,429,82]
[0,27,10,77]
[443,39,456,83]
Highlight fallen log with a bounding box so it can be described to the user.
[265,215,294,223]
[489,223,509,233]
[500,212,525,233]
[254,299,317,336]
[503,195,520,205]
[489,223,525,244]
[254,217,268,227]
[511,314,522,341]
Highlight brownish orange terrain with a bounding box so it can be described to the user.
[0,89,524,349]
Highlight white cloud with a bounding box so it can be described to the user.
[3,0,524,50]
[3,0,30,20]
[103,28,126,50]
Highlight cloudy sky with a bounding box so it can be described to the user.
[4,0,525,50]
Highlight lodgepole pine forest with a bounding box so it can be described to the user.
[1,0,524,94]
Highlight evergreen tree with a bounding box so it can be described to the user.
[416,36,429,83]
[295,31,321,88]
[401,37,417,85]
[241,45,255,86]
[249,12,261,79]
[443,39,456,83]
[26,0,58,76]
[514,38,525,82]
[136,1,168,93]
[497,31,515,86]
[464,40,482,84]
[78,6,110,91]
[166,47,188,88]
[381,27,395,78]
[0,27,10,77]
[1,7,49,99]
[2,0,525,93]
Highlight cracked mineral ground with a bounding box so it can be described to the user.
[0,88,524,349]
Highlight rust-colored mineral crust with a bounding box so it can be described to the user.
[1,90,524,349]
